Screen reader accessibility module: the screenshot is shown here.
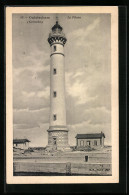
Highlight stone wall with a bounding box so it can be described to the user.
[14,162,111,175]
[48,130,68,150]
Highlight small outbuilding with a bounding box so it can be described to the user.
[75,131,105,148]
[13,139,30,150]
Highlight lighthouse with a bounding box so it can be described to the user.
[47,18,70,151]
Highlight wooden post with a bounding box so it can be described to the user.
[66,162,71,175]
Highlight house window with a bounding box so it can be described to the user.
[53,91,57,97]
[53,68,57,75]
[80,140,84,146]
[87,141,90,146]
[53,114,57,121]
[54,46,56,51]
[94,140,97,146]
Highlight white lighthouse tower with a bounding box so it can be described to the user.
[47,18,70,151]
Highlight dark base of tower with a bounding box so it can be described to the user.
[46,128,72,152]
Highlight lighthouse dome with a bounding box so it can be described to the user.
[52,21,63,32]
[48,20,67,46]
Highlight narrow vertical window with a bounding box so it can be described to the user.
[94,140,97,146]
[87,141,90,146]
[80,140,84,146]
[53,91,57,97]
[54,45,56,51]
[53,114,57,121]
[53,68,56,75]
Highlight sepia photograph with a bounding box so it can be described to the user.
[6,6,119,184]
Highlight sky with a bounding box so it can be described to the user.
[13,13,111,146]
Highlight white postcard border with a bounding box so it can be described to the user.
[6,6,118,184]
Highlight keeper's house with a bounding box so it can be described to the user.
[13,139,30,150]
[75,132,105,148]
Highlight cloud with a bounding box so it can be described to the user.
[13,40,49,69]
[13,107,49,129]
[66,65,110,109]
[14,123,39,130]
[13,124,49,147]
[13,67,50,110]
[66,72,98,105]
[22,91,35,98]
[13,91,49,110]
[66,94,110,126]
[68,17,100,46]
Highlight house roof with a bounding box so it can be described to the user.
[75,132,105,139]
[13,139,30,144]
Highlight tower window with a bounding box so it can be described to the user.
[53,91,57,97]
[53,114,57,121]
[54,46,56,52]
[53,68,57,75]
